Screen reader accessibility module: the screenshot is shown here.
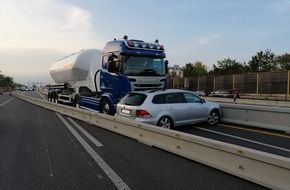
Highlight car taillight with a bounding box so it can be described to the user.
[136,110,151,118]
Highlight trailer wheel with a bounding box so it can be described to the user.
[101,99,112,115]
[48,91,51,102]
[52,91,58,103]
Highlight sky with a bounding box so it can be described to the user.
[0,0,290,85]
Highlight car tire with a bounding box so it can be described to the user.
[101,98,112,115]
[208,110,220,125]
[157,116,173,129]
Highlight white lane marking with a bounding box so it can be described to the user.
[196,127,290,153]
[67,117,103,147]
[0,97,15,107]
[56,113,130,190]
[39,112,54,177]
[37,91,47,101]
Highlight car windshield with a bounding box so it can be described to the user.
[121,93,147,106]
[122,55,166,76]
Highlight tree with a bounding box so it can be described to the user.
[210,58,245,75]
[192,61,208,76]
[0,73,4,88]
[248,49,277,72]
[0,72,15,89]
[275,53,290,70]
[183,61,208,77]
[183,63,195,77]
[4,76,14,87]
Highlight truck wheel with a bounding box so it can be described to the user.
[74,95,80,108]
[48,91,51,102]
[101,99,111,115]
[52,91,58,103]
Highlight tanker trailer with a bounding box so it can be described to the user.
[48,49,102,106]
[48,35,168,115]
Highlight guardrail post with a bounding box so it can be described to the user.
[197,76,200,91]
[233,74,235,90]
[213,76,216,92]
[287,70,290,100]
[256,73,259,95]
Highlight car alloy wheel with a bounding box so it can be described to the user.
[208,110,220,125]
[158,116,173,129]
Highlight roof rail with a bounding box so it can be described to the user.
[149,88,165,93]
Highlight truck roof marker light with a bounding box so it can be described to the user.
[156,44,161,50]
[142,42,147,48]
[160,45,164,50]
[149,43,154,49]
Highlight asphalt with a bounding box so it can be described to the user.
[0,94,268,190]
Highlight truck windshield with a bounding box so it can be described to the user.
[122,56,166,76]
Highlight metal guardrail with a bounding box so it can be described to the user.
[13,93,290,190]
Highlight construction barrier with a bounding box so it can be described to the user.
[13,93,290,190]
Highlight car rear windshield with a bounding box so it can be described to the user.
[122,93,147,106]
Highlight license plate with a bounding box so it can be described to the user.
[121,109,131,115]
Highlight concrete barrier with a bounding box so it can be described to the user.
[205,97,290,107]
[220,103,290,133]
[13,93,290,190]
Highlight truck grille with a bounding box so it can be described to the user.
[133,83,164,91]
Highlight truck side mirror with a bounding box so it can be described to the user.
[165,60,169,74]
[108,60,122,73]
[109,53,118,62]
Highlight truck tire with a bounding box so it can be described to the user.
[48,91,54,102]
[52,91,58,103]
[101,99,112,115]
[48,91,51,102]
[74,95,80,108]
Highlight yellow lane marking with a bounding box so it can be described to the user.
[219,124,290,139]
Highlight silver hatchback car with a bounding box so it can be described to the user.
[116,89,221,129]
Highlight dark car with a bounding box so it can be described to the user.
[209,89,236,98]
[194,90,210,97]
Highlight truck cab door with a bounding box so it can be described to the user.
[100,70,131,100]
[100,53,131,100]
